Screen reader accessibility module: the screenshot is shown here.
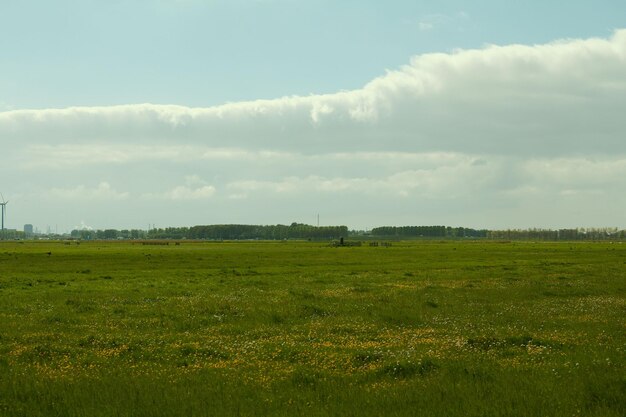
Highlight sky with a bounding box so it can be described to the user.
[1,1,626,232]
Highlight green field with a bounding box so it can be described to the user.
[0,240,624,416]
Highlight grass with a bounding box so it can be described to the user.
[0,240,624,416]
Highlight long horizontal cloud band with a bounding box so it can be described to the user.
[2,30,626,156]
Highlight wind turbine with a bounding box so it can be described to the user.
[0,193,8,240]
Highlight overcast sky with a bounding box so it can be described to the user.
[1,1,626,232]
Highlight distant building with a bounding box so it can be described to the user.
[24,224,34,236]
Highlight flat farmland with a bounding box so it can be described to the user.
[0,240,624,416]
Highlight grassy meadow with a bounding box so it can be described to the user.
[0,240,624,416]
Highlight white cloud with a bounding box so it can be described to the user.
[22,144,295,168]
[163,185,216,200]
[46,182,129,201]
[310,102,334,124]
[523,158,626,187]
[410,12,469,32]
[418,22,434,31]
[227,158,496,199]
[2,29,625,157]
[74,220,94,231]
[143,176,217,200]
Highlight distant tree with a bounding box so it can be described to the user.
[103,229,118,239]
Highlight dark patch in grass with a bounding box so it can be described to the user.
[461,366,494,381]
[142,297,166,304]
[65,298,96,313]
[463,265,497,271]
[425,300,439,308]
[466,335,563,350]
[380,358,438,379]
[274,346,301,363]
[352,352,383,367]
[329,325,358,335]
[290,368,318,387]
[269,312,285,324]
[543,289,591,298]
[289,289,315,299]
[179,344,229,360]
[244,279,268,289]
[21,344,69,364]
[584,374,626,414]
[466,337,508,350]
[42,315,65,324]
[301,304,328,318]
[78,335,98,347]
[376,300,422,326]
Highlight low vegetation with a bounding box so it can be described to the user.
[0,240,624,416]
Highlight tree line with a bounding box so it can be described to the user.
[485,228,625,241]
[69,223,348,241]
[369,226,488,238]
[62,224,626,241]
[368,226,625,240]
[187,223,348,240]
